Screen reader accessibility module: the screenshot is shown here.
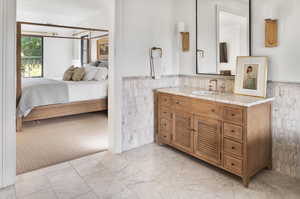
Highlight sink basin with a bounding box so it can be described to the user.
[192,90,218,96]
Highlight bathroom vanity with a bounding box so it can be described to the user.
[155,88,274,187]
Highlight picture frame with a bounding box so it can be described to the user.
[97,36,109,60]
[234,56,268,98]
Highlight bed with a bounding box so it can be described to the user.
[17,78,108,131]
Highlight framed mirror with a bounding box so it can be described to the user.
[196,0,251,76]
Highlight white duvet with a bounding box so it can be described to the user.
[65,80,108,102]
[19,78,108,117]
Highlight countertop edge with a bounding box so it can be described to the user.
[155,88,275,108]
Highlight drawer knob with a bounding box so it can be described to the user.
[232,146,235,150]
[176,101,180,105]
[231,114,236,117]
[211,109,215,113]
[163,112,167,114]
[231,163,235,166]
[231,130,235,133]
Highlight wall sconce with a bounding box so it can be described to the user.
[177,22,190,52]
[265,19,278,48]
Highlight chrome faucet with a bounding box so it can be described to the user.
[209,79,218,92]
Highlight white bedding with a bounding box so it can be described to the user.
[19,78,108,116]
[65,80,108,102]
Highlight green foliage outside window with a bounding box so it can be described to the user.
[21,36,43,78]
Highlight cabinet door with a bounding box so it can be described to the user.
[172,111,194,153]
[194,116,222,165]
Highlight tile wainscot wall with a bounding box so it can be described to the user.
[122,75,300,179]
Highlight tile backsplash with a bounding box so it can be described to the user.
[122,75,300,179]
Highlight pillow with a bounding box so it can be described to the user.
[63,65,75,81]
[83,66,98,81]
[72,67,85,81]
[94,67,108,81]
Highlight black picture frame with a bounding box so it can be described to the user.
[196,0,252,75]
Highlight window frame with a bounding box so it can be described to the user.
[21,35,44,78]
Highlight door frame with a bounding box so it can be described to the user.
[0,0,122,188]
[0,0,17,187]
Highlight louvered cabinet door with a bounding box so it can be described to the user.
[194,116,222,166]
[171,111,194,153]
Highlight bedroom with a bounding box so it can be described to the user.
[16,0,110,174]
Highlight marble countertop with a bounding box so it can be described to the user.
[156,87,275,107]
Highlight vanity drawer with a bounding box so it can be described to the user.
[159,94,172,107]
[173,96,191,111]
[159,118,172,133]
[159,108,173,120]
[192,100,221,119]
[223,107,243,124]
[224,123,243,141]
[224,155,242,175]
[158,132,171,144]
[224,138,243,157]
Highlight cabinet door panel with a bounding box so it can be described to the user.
[194,116,222,165]
[172,111,194,153]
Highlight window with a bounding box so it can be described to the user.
[21,36,43,78]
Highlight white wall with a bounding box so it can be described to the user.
[43,38,73,79]
[118,0,178,77]
[173,0,197,75]
[252,0,300,82]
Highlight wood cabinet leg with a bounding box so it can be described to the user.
[267,161,273,170]
[243,177,250,188]
[16,117,23,132]
[156,137,163,145]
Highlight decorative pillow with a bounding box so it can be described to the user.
[83,66,98,81]
[72,67,85,81]
[94,67,108,81]
[63,65,75,81]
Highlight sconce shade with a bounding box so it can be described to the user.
[181,32,190,52]
[265,19,278,47]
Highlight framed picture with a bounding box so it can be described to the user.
[234,56,268,98]
[97,36,109,60]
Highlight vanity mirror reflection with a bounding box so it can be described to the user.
[196,0,251,75]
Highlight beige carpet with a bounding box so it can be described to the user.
[17,112,108,175]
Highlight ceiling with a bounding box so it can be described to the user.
[17,0,108,26]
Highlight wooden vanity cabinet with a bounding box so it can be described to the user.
[156,92,272,187]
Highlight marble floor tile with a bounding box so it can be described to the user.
[83,168,129,199]
[0,186,16,199]
[18,189,57,199]
[71,159,106,177]
[46,167,91,199]
[72,192,98,199]
[15,174,51,198]
[1,143,300,199]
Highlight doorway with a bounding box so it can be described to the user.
[0,0,121,187]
